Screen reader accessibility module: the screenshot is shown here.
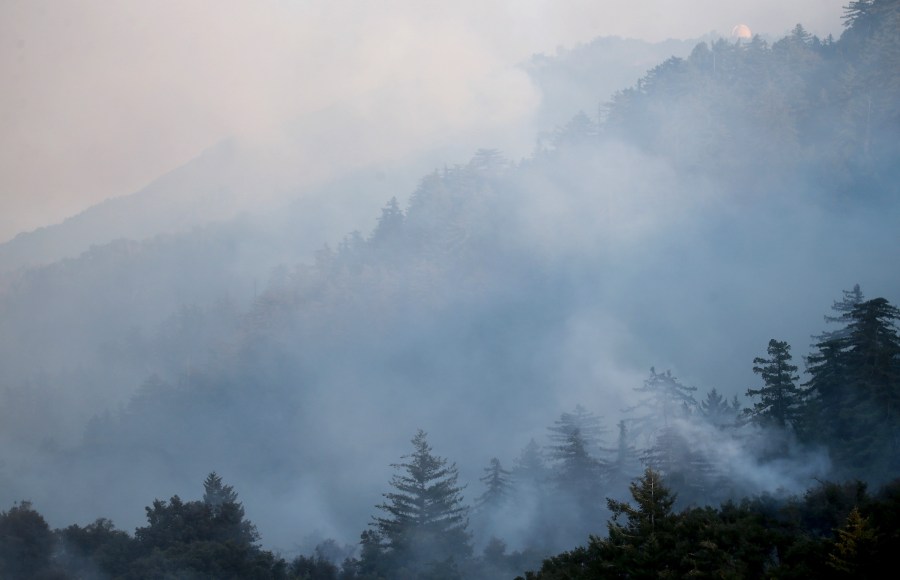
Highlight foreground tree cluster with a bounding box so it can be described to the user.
[521,468,900,579]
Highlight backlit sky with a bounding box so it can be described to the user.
[0,1,847,242]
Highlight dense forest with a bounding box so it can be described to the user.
[3,286,899,578]
[2,1,900,578]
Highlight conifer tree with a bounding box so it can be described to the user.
[607,420,642,497]
[370,430,471,574]
[828,507,877,577]
[699,388,742,429]
[475,458,512,511]
[631,368,698,432]
[745,339,803,430]
[547,405,608,463]
[802,337,848,441]
[511,438,548,490]
[601,468,679,576]
[805,297,900,477]
[813,284,865,344]
[840,298,900,476]
[370,197,405,247]
[546,406,608,512]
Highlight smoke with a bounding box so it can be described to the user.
[0,1,847,241]
[0,0,896,571]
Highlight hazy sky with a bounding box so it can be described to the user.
[0,0,846,242]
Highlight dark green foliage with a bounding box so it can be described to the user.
[4,4,900,578]
[522,473,900,580]
[745,339,803,430]
[366,430,471,578]
[289,553,339,579]
[828,507,878,576]
[57,518,137,578]
[0,501,60,579]
[129,473,284,579]
[602,467,680,576]
[804,297,900,479]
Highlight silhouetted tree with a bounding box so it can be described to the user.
[56,518,136,578]
[475,458,512,511]
[630,368,697,434]
[699,387,742,429]
[132,473,281,578]
[368,430,471,577]
[512,438,548,491]
[745,339,803,430]
[0,501,59,579]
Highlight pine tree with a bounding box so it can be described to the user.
[805,297,900,478]
[640,423,716,506]
[803,287,863,443]
[745,339,803,430]
[511,438,548,490]
[546,406,608,513]
[370,197,405,248]
[203,471,238,511]
[699,388,741,429]
[607,420,641,497]
[547,405,606,461]
[475,458,512,511]
[371,430,471,573]
[802,337,848,442]
[840,298,900,477]
[201,471,258,546]
[600,468,679,576]
[813,284,865,344]
[631,368,698,433]
[627,369,706,503]
[827,507,877,577]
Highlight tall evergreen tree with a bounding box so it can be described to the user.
[802,336,849,442]
[607,420,642,497]
[630,368,698,433]
[203,471,239,511]
[840,298,900,477]
[547,405,608,467]
[813,284,865,344]
[600,467,680,576]
[370,197,405,248]
[546,407,608,517]
[745,339,803,430]
[370,430,471,575]
[475,458,512,511]
[805,297,900,478]
[511,438,548,491]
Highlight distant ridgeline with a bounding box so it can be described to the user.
[567,0,900,200]
[2,2,900,579]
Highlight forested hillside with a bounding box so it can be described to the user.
[1,1,900,579]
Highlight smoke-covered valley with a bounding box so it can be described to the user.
[2,1,899,578]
